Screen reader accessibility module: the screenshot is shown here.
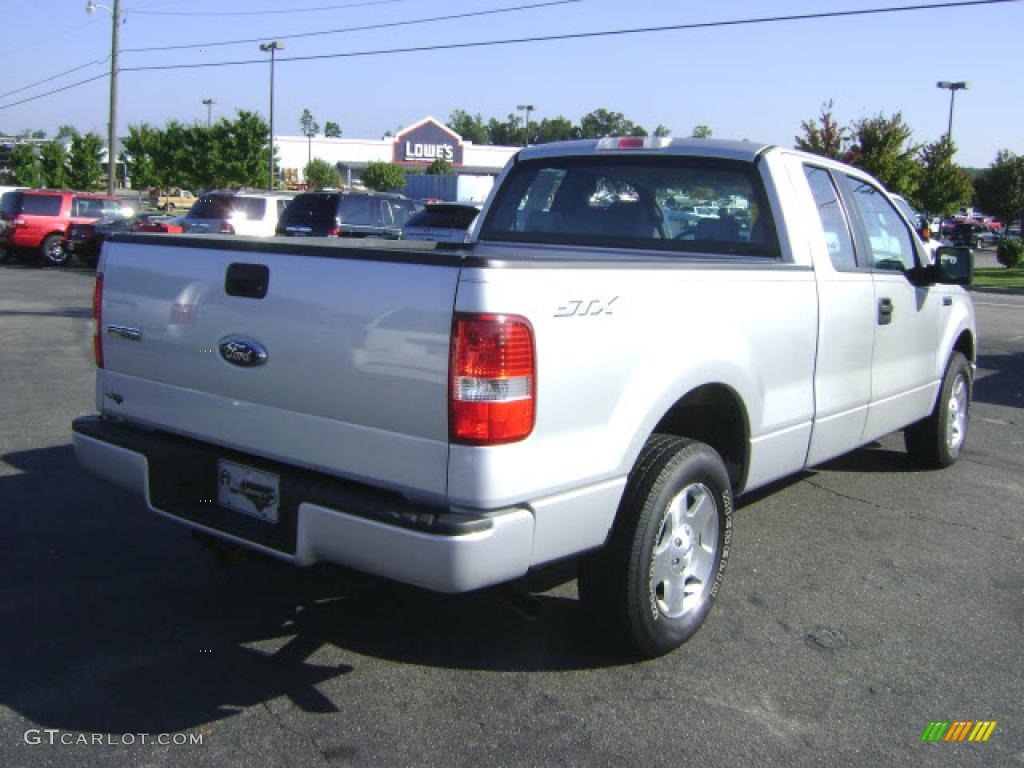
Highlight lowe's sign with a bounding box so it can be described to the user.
[394,118,464,166]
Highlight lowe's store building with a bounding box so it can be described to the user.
[275,116,520,202]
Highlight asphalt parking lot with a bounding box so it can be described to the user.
[0,261,1021,768]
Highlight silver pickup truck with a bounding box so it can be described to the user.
[73,137,976,657]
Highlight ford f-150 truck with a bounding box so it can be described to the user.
[73,137,976,657]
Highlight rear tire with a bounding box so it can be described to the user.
[41,234,70,267]
[905,351,971,468]
[579,435,733,658]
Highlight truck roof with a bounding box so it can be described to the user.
[515,137,772,163]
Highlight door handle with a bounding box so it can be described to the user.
[225,263,270,299]
[878,297,893,325]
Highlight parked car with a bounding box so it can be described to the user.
[949,221,999,249]
[76,137,975,658]
[63,212,183,267]
[276,190,423,239]
[0,189,124,265]
[182,191,296,238]
[400,202,481,243]
[0,187,26,260]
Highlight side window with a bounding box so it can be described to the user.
[379,200,394,226]
[73,197,102,218]
[277,199,290,216]
[802,165,857,271]
[338,196,376,226]
[101,199,122,216]
[844,176,915,271]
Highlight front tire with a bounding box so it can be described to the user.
[579,436,733,658]
[905,351,971,468]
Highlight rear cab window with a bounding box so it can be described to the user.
[479,155,780,258]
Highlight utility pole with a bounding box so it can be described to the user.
[87,0,121,194]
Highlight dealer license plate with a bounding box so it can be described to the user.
[217,460,280,523]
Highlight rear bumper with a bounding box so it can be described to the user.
[72,416,534,592]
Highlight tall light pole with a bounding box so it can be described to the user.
[86,0,121,195]
[260,41,285,191]
[936,80,969,144]
[202,98,216,128]
[516,104,535,147]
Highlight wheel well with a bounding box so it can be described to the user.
[953,330,974,364]
[651,384,749,492]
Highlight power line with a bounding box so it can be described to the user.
[129,0,416,16]
[116,0,1021,74]
[121,0,582,53]
[0,58,110,101]
[0,74,109,111]
[0,0,1016,111]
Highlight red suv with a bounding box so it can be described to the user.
[0,190,124,266]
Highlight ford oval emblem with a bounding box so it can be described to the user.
[218,337,268,367]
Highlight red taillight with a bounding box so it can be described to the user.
[616,137,645,149]
[92,274,104,368]
[219,221,235,234]
[326,226,341,237]
[450,313,535,445]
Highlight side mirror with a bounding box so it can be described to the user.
[933,246,973,285]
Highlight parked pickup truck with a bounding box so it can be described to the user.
[73,137,976,657]
[150,188,196,212]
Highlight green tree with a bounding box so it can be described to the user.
[533,116,577,144]
[795,100,849,160]
[299,108,319,139]
[30,129,46,139]
[653,124,672,138]
[360,161,406,191]
[691,124,712,139]
[847,112,920,199]
[324,121,342,138]
[303,158,337,189]
[425,157,454,175]
[6,143,42,186]
[209,110,271,188]
[973,150,1024,234]
[487,113,522,146]
[300,108,319,166]
[578,108,647,138]
[38,140,68,188]
[67,132,105,190]
[447,110,489,144]
[55,124,77,140]
[915,136,973,217]
[122,123,166,190]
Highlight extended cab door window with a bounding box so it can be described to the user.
[841,177,916,271]
[802,165,857,271]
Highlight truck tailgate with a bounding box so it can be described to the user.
[97,235,460,500]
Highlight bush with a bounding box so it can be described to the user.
[996,237,1023,268]
[303,158,337,189]
[360,161,406,191]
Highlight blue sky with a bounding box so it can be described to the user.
[0,0,1020,168]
